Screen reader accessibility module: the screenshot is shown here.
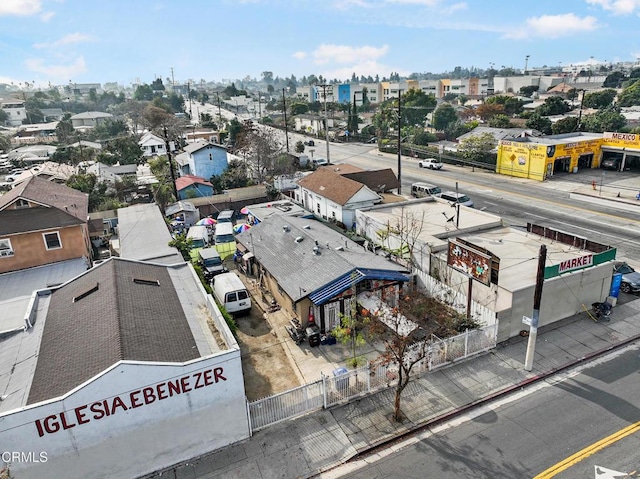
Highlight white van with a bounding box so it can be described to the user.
[440,191,474,208]
[212,272,252,314]
[187,225,210,261]
[411,182,442,198]
[214,222,236,260]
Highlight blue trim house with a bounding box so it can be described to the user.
[176,141,228,180]
[235,215,409,332]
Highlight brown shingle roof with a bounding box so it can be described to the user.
[342,169,400,192]
[0,176,88,222]
[27,259,199,404]
[297,168,364,206]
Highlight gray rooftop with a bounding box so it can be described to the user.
[0,258,224,413]
[117,203,184,264]
[0,258,88,333]
[241,199,312,222]
[235,216,407,302]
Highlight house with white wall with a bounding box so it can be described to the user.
[295,167,381,229]
[139,132,166,157]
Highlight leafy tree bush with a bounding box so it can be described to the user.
[552,116,579,134]
[583,89,616,109]
[413,130,437,145]
[525,113,552,134]
[432,103,458,131]
[581,106,626,132]
[617,79,640,107]
[488,114,512,128]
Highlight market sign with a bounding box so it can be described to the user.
[558,254,593,273]
[544,248,616,279]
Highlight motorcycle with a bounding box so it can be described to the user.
[592,301,612,321]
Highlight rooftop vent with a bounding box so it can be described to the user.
[335,246,344,251]
[295,236,304,243]
[283,225,290,232]
[133,277,160,286]
[73,282,99,303]
[313,246,320,255]
[303,225,311,229]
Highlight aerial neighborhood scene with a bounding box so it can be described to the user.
[2,0,640,478]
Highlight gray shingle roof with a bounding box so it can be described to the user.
[27,259,199,405]
[235,216,407,302]
[0,207,85,235]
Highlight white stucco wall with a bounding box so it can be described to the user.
[0,351,248,479]
[497,263,612,342]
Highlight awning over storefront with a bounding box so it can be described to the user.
[308,268,409,306]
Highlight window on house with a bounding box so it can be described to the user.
[16,199,29,209]
[43,232,62,250]
[331,211,336,219]
[316,203,320,213]
[0,239,14,257]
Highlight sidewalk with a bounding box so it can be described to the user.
[144,295,640,479]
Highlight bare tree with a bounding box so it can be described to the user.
[235,126,294,183]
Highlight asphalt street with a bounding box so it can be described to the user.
[331,343,640,479]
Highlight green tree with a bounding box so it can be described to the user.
[552,116,579,134]
[458,132,496,165]
[485,95,524,116]
[0,109,8,125]
[168,233,193,261]
[525,113,552,134]
[104,136,143,164]
[66,173,109,211]
[413,130,437,145]
[91,118,129,141]
[581,106,626,132]
[134,84,154,101]
[55,113,75,144]
[519,85,539,97]
[151,183,175,211]
[295,140,305,153]
[432,103,458,131]
[0,134,11,153]
[151,78,165,91]
[210,159,250,190]
[289,102,309,115]
[537,97,570,116]
[402,89,437,127]
[488,114,512,128]
[617,79,640,107]
[583,89,616,109]
[603,71,626,88]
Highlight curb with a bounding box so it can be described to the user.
[310,333,640,478]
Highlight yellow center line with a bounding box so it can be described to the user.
[534,421,640,478]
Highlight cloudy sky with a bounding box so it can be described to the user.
[0,0,638,87]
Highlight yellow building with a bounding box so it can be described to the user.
[496,131,640,181]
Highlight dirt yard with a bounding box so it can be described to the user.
[236,307,300,401]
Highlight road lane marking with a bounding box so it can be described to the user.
[533,421,640,479]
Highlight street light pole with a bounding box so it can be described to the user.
[282,88,290,154]
[318,84,331,164]
[397,88,402,195]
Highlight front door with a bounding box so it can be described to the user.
[324,301,340,332]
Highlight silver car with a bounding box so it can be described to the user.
[614,262,640,293]
[440,191,474,208]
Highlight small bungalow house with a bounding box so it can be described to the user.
[70,111,113,129]
[86,162,137,184]
[176,175,214,200]
[165,201,200,227]
[139,132,166,157]
[295,167,382,229]
[175,141,228,179]
[235,215,409,332]
[0,176,91,274]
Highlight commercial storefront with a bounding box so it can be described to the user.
[496,131,640,181]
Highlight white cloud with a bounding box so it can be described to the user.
[504,13,599,39]
[33,33,92,49]
[0,0,41,15]
[293,51,307,60]
[40,11,55,21]
[586,0,640,14]
[24,56,87,80]
[312,44,389,65]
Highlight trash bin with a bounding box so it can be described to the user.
[333,367,349,393]
[306,325,320,347]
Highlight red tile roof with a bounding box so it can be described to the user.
[175,174,213,191]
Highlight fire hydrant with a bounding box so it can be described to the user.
[592,180,597,190]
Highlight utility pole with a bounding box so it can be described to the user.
[163,125,179,201]
[215,92,222,126]
[524,245,547,371]
[282,88,290,154]
[170,67,175,93]
[397,88,402,195]
[318,84,331,164]
[187,82,192,120]
[524,55,530,75]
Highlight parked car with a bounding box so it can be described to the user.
[601,158,621,170]
[614,262,640,293]
[312,158,328,168]
[411,182,442,198]
[418,158,443,170]
[440,191,474,208]
[304,140,315,146]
